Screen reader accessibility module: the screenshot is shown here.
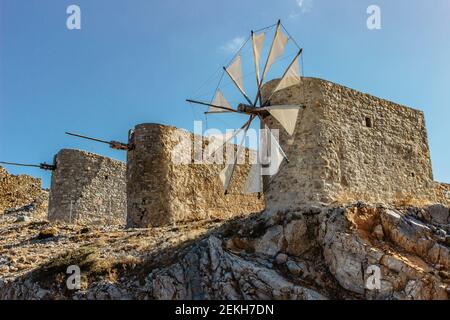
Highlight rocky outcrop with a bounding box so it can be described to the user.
[322,205,449,299]
[0,203,448,300]
[142,236,327,300]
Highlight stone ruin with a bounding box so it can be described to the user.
[0,166,48,219]
[126,123,264,228]
[8,77,450,228]
[261,77,450,212]
[46,127,264,227]
[48,149,127,225]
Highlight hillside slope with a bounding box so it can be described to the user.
[0,202,448,300]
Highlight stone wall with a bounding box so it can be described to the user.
[126,124,264,228]
[0,166,47,217]
[262,77,437,212]
[435,182,450,206]
[48,149,126,225]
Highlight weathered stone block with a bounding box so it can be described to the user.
[48,149,126,225]
[126,124,264,228]
[262,77,437,212]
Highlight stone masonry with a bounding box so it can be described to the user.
[261,77,442,212]
[48,149,126,225]
[0,166,45,213]
[126,124,264,228]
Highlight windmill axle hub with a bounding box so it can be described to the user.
[237,104,270,117]
[238,104,260,114]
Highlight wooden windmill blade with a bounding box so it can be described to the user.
[0,161,56,171]
[220,115,256,194]
[207,115,255,159]
[256,49,304,136]
[254,20,290,105]
[251,30,266,89]
[65,132,130,151]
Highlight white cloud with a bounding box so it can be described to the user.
[220,36,246,53]
[296,0,313,13]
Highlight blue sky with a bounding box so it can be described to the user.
[0,0,449,188]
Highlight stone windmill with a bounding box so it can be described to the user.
[187,20,304,195]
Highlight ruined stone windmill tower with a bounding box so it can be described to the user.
[187,20,444,212]
[187,20,305,197]
[260,78,437,212]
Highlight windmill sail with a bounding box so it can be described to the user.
[219,117,254,193]
[267,134,284,176]
[220,141,246,192]
[265,105,301,136]
[219,164,234,192]
[209,90,233,113]
[226,55,246,96]
[252,32,266,84]
[262,26,288,80]
[188,21,303,195]
[243,163,262,194]
[260,123,286,176]
[273,56,301,93]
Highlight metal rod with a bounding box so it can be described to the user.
[0,161,41,168]
[65,132,111,145]
[66,132,129,151]
[0,161,55,171]
[253,22,278,34]
[186,99,241,114]
[222,67,253,105]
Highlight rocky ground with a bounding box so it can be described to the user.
[0,200,448,300]
[0,166,449,300]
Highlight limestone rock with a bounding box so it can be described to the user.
[0,203,448,300]
[284,218,310,256]
[426,204,450,225]
[254,225,284,257]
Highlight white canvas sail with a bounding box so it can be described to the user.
[209,90,232,113]
[266,105,301,136]
[273,56,301,93]
[260,124,285,176]
[243,163,262,194]
[268,136,284,176]
[219,164,234,192]
[252,32,266,84]
[262,27,288,80]
[226,55,246,96]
